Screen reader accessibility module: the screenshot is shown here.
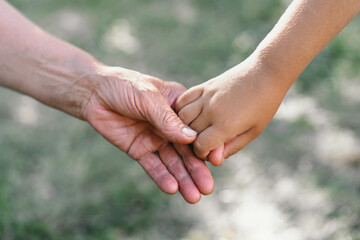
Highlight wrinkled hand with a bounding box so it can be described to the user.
[83,66,214,203]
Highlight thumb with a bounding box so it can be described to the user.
[146,94,197,144]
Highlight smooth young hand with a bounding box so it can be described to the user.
[176,58,285,166]
[177,0,360,166]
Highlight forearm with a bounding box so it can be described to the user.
[0,1,102,119]
[251,0,360,90]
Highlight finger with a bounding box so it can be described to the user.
[146,94,198,144]
[223,128,257,159]
[189,112,212,133]
[175,86,203,112]
[162,81,187,109]
[151,79,187,109]
[174,143,214,195]
[193,126,226,160]
[208,144,225,167]
[177,99,203,125]
[159,144,201,204]
[138,152,178,194]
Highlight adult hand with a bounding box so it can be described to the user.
[83,66,214,203]
[0,1,213,203]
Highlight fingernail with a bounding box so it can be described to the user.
[182,127,197,137]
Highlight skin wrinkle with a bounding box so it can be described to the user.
[128,128,159,160]
[0,1,214,203]
[71,73,101,119]
[88,104,149,156]
[160,110,179,132]
[154,171,170,185]
[127,128,150,158]
[173,143,214,195]
[175,166,191,183]
[185,159,199,177]
[160,144,194,181]
[121,119,148,135]
[138,154,169,184]
[112,74,157,121]
[163,157,182,177]
[112,126,141,154]
[148,158,169,181]
[158,146,199,201]
[98,75,138,119]
[161,145,184,175]
[36,60,89,116]
[185,157,204,176]
[128,77,145,114]
[140,90,158,122]
[5,50,95,118]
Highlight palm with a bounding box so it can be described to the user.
[88,102,164,160]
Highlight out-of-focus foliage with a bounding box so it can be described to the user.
[1,0,360,239]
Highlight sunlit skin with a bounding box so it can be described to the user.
[0,0,214,204]
[84,67,214,203]
[176,0,360,165]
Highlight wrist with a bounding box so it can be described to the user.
[65,55,106,120]
[38,51,105,121]
[247,49,299,92]
[218,52,294,103]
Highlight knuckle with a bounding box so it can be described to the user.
[162,111,178,125]
[168,156,182,172]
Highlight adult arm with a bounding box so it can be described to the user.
[0,0,213,203]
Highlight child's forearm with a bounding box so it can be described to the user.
[252,0,360,90]
[0,0,102,119]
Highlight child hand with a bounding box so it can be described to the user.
[176,0,359,166]
[176,58,288,166]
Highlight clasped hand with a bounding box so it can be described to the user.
[83,66,214,204]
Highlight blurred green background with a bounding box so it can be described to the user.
[1,0,360,239]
